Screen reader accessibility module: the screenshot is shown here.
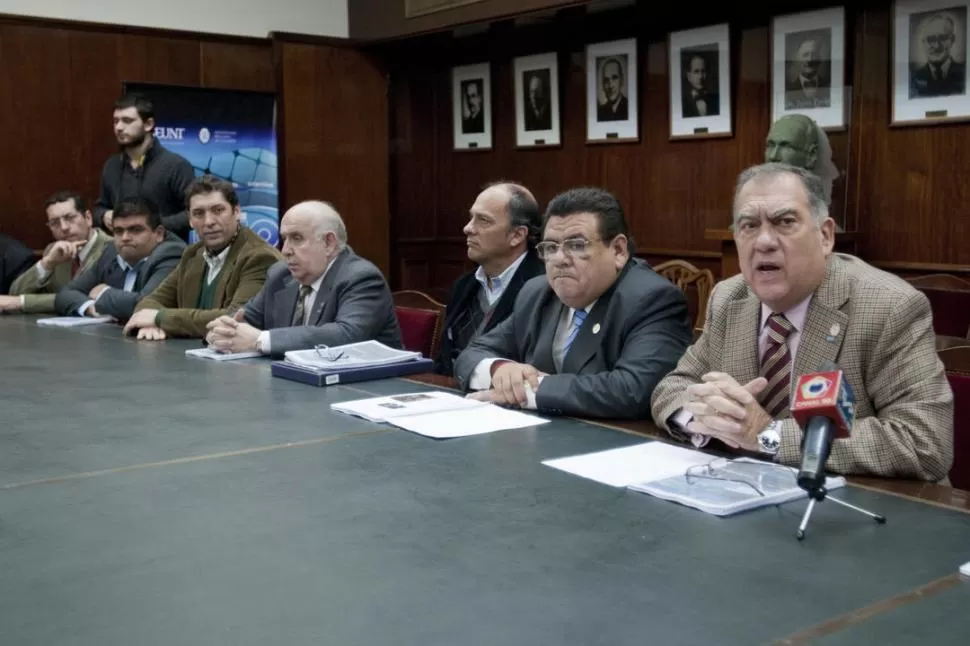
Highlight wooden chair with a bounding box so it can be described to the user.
[905,275,970,338]
[653,259,715,331]
[392,290,446,359]
[939,345,970,491]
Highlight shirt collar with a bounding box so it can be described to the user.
[569,299,598,321]
[203,244,231,271]
[474,250,528,292]
[760,295,813,333]
[115,254,146,272]
[301,254,339,294]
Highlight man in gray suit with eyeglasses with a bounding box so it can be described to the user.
[204,200,402,357]
[454,187,692,419]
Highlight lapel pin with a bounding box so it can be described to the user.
[829,323,840,337]
[592,323,601,335]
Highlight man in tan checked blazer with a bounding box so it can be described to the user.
[651,163,953,481]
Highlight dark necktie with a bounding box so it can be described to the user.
[291,285,313,326]
[71,255,82,277]
[759,313,794,417]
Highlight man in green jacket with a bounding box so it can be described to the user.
[0,191,111,314]
[124,175,281,340]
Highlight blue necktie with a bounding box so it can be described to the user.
[563,309,587,356]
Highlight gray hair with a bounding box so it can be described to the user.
[290,200,348,249]
[733,163,830,226]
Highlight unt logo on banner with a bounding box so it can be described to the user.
[154,127,186,140]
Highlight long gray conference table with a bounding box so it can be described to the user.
[1,315,968,645]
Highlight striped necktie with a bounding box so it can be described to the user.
[563,309,587,356]
[291,285,313,326]
[759,313,794,417]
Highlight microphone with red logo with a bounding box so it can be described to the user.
[789,361,856,495]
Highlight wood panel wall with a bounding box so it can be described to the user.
[379,1,970,291]
[349,0,584,41]
[275,38,391,276]
[0,16,274,250]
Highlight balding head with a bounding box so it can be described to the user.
[463,180,541,277]
[285,200,347,249]
[280,200,348,285]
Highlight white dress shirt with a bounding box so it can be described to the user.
[469,301,596,409]
[203,245,232,286]
[256,258,336,355]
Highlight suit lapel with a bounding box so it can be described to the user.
[279,274,301,327]
[182,247,207,307]
[792,256,850,378]
[725,294,762,385]
[561,297,610,374]
[83,231,110,271]
[309,249,348,324]
[531,294,562,375]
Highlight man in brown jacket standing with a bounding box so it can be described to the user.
[124,175,281,340]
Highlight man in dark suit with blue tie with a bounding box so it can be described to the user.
[454,187,692,419]
[54,196,185,320]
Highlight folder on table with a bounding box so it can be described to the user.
[270,357,434,387]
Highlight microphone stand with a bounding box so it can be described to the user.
[796,483,887,541]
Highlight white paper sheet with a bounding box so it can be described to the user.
[185,347,262,361]
[542,442,712,487]
[388,405,549,438]
[331,391,485,423]
[36,316,114,328]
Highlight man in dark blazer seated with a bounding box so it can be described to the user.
[204,200,402,357]
[54,197,185,320]
[434,182,545,376]
[0,232,34,294]
[454,187,692,419]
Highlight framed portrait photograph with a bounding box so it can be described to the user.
[452,63,492,150]
[893,0,970,125]
[513,52,561,148]
[771,7,847,130]
[586,38,638,143]
[668,23,732,139]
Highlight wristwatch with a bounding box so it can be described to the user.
[757,420,783,456]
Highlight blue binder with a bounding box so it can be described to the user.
[270,358,435,387]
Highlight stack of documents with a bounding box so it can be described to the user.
[543,442,845,516]
[185,347,262,361]
[331,391,549,438]
[37,316,114,327]
[272,340,433,386]
[283,340,422,371]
